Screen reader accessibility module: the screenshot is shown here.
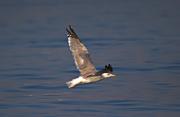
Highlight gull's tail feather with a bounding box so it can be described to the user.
[66,76,85,88]
[66,81,74,88]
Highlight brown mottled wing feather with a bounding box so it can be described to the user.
[66,25,96,78]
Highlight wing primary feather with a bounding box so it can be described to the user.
[66,28,71,36]
[66,25,79,38]
[66,25,97,77]
[69,25,76,34]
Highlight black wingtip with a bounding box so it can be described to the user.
[69,26,73,32]
[95,64,113,76]
[66,25,79,38]
[104,64,113,72]
[66,28,71,34]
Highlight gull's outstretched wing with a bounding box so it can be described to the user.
[66,25,96,78]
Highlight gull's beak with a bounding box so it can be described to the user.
[111,74,116,77]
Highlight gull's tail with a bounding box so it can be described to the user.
[66,81,74,88]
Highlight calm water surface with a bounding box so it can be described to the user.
[0,0,180,117]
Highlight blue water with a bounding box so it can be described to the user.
[0,0,180,117]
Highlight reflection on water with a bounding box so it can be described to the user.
[0,0,180,117]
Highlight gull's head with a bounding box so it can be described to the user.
[102,72,116,78]
[100,64,116,78]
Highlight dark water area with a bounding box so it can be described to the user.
[0,0,180,117]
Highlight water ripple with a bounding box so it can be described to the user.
[51,99,180,112]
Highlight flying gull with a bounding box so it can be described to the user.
[66,25,115,88]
